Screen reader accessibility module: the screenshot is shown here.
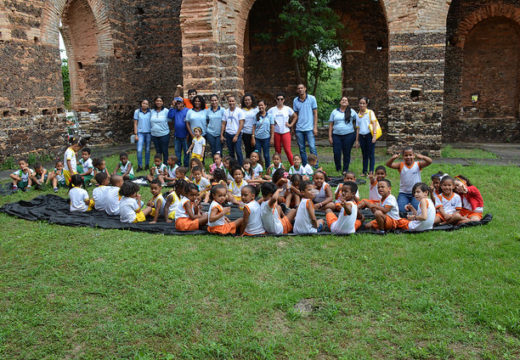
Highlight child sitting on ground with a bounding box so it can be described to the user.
[293,181,324,234]
[250,151,264,179]
[164,155,179,184]
[69,174,94,212]
[242,158,253,181]
[288,154,313,181]
[48,160,66,192]
[367,165,387,202]
[403,182,436,231]
[147,179,165,223]
[164,180,183,223]
[430,172,445,197]
[113,152,135,180]
[260,182,297,235]
[240,185,266,236]
[92,158,109,183]
[78,147,94,185]
[307,154,320,174]
[228,167,248,205]
[174,167,189,183]
[434,176,465,226]
[209,152,225,174]
[325,181,359,234]
[147,154,167,185]
[207,184,243,235]
[93,172,111,212]
[189,157,208,179]
[191,166,211,202]
[334,171,360,202]
[361,179,408,233]
[187,127,206,162]
[386,146,433,214]
[312,170,334,211]
[453,175,484,222]
[119,181,152,223]
[105,175,123,216]
[30,162,48,190]
[175,182,208,231]
[285,174,303,209]
[264,153,285,180]
[10,158,33,191]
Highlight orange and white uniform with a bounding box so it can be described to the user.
[313,182,331,203]
[326,201,358,234]
[459,185,484,219]
[243,200,265,236]
[334,184,359,200]
[207,201,236,235]
[293,199,318,234]
[399,161,422,194]
[175,196,199,231]
[435,193,462,215]
[260,201,293,235]
[407,198,435,231]
[369,178,382,201]
[369,194,408,230]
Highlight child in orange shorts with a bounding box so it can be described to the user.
[326,181,361,234]
[260,182,296,235]
[207,184,243,234]
[175,182,208,231]
[361,179,407,233]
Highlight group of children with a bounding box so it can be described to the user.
[10,136,485,235]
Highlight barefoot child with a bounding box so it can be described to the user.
[434,176,464,225]
[113,152,135,180]
[147,179,165,223]
[293,181,325,234]
[454,175,484,221]
[260,182,296,235]
[119,181,152,223]
[10,159,33,191]
[207,184,243,235]
[404,182,436,231]
[363,179,407,233]
[240,185,266,236]
[325,181,359,234]
[175,183,208,231]
[68,174,94,212]
[386,146,433,213]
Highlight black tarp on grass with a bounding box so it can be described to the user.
[0,194,492,236]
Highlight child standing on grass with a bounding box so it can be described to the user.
[113,152,135,180]
[48,160,66,192]
[434,176,465,226]
[148,179,165,223]
[69,174,94,212]
[386,146,433,213]
[404,182,436,231]
[175,182,208,231]
[30,162,47,190]
[260,182,296,235]
[207,184,243,235]
[288,154,313,181]
[362,179,407,233]
[78,148,94,185]
[325,181,359,234]
[119,181,152,223]
[240,185,266,236]
[454,175,484,222]
[63,137,87,186]
[10,159,33,191]
[187,127,206,162]
[293,181,325,234]
[147,154,167,185]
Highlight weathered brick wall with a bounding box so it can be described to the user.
[444,0,520,143]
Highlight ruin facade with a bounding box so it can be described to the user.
[1,0,519,161]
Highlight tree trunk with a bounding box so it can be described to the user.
[311,55,322,95]
[292,38,303,84]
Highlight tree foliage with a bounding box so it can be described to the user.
[61,58,71,109]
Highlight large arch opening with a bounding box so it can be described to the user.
[444,2,520,142]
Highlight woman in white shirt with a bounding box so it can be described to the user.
[268,93,296,165]
[355,97,379,177]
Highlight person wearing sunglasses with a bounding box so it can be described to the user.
[267,93,296,165]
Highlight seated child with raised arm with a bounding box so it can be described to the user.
[207,184,243,235]
[239,185,266,236]
[68,174,94,212]
[119,181,152,223]
[367,165,387,202]
[78,147,94,184]
[325,181,359,234]
[10,158,33,191]
[285,174,303,209]
[147,154,167,185]
[261,182,297,235]
[175,182,208,231]
[293,181,325,234]
[386,146,432,214]
[362,179,408,233]
[113,152,135,180]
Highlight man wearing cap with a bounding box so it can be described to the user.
[168,97,190,167]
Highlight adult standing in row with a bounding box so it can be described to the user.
[221,95,245,165]
[241,94,259,159]
[268,93,296,166]
[293,84,318,168]
[355,97,379,176]
[185,95,207,140]
[133,99,152,171]
[150,96,171,164]
[252,100,275,168]
[206,94,225,155]
[174,85,197,109]
[168,97,189,167]
[328,96,357,173]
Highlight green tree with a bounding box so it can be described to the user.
[308,59,342,125]
[61,58,71,109]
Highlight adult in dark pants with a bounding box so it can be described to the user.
[206,94,225,155]
[168,97,190,167]
[328,96,357,173]
[355,97,379,176]
[150,96,171,164]
[221,95,245,165]
[241,94,258,159]
[133,99,152,171]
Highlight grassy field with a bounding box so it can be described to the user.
[1,147,519,359]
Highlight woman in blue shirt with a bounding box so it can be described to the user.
[133,99,152,171]
[252,100,275,168]
[206,94,225,155]
[328,96,357,173]
[150,96,171,164]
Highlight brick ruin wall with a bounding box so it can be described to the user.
[1,0,520,162]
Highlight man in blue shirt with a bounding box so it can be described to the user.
[293,83,318,167]
[168,97,190,167]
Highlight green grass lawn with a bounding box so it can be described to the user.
[441,145,498,159]
[1,149,519,359]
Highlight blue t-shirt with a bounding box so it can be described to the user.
[186,109,207,136]
[150,108,171,137]
[134,109,151,133]
[168,107,189,139]
[254,113,274,139]
[206,107,225,137]
[293,94,317,132]
[328,108,356,135]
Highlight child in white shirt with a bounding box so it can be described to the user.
[68,174,94,212]
[362,179,407,233]
[119,181,152,223]
[187,127,206,161]
[239,185,265,236]
[325,181,359,234]
[293,181,324,234]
